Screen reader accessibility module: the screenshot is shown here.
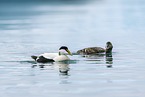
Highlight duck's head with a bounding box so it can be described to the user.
[105,42,113,53]
[59,46,72,56]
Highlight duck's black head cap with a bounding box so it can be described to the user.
[59,46,68,50]
[106,41,112,45]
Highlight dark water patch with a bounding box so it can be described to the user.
[58,60,79,64]
[84,59,104,62]
[1,60,37,64]
[80,54,105,58]
[2,59,79,65]
[0,0,101,5]
[19,61,37,64]
[31,64,53,69]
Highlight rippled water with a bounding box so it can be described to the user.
[1,0,145,97]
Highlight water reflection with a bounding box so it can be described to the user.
[80,53,113,68]
[105,52,113,68]
[31,62,54,68]
[31,61,70,75]
[31,61,71,84]
[57,62,71,84]
[58,62,70,76]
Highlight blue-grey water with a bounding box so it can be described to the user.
[0,0,145,97]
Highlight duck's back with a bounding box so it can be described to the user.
[41,53,58,59]
[77,47,105,55]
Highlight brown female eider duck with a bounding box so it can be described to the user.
[77,42,113,55]
[31,46,72,63]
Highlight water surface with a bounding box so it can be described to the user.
[0,0,145,97]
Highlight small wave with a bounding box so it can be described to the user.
[2,60,37,64]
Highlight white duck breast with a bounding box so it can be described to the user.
[41,52,70,62]
[54,55,70,61]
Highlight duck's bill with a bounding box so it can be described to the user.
[66,49,73,56]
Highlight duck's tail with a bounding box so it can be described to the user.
[31,55,38,61]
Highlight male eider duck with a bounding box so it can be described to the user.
[31,46,72,63]
[77,41,113,55]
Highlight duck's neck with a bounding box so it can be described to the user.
[59,50,67,56]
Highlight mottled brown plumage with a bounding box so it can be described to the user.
[77,42,113,55]
[77,47,105,55]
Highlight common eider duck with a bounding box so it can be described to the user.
[77,42,113,55]
[31,46,72,63]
